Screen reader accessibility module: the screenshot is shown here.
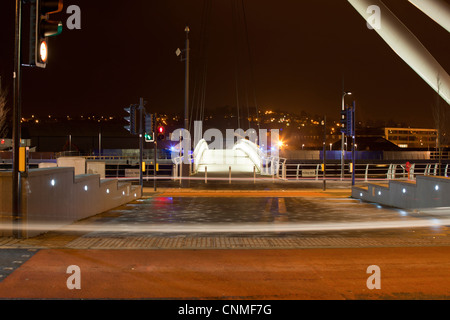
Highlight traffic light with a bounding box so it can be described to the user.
[340,109,347,134]
[29,0,64,68]
[157,125,165,140]
[340,106,355,136]
[144,113,154,142]
[124,105,137,134]
[346,106,354,137]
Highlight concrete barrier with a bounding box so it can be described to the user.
[352,175,450,209]
[0,167,141,238]
[57,157,86,175]
[86,161,106,179]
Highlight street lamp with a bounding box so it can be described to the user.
[341,91,352,181]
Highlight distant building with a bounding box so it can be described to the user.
[384,127,437,149]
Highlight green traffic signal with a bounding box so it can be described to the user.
[145,132,154,142]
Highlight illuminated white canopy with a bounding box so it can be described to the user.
[347,0,450,105]
[408,0,450,33]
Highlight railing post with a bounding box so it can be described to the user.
[365,164,369,182]
[229,166,231,184]
[253,165,256,183]
[296,164,300,180]
[315,164,320,181]
[205,166,207,184]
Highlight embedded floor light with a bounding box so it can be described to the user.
[106,189,110,194]
[50,179,55,186]
[84,185,88,191]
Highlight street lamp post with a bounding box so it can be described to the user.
[341,91,351,181]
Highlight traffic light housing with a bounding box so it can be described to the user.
[124,105,137,134]
[157,125,165,140]
[29,0,64,68]
[340,106,354,136]
[144,113,154,142]
[340,109,347,134]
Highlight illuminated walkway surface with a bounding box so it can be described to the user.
[197,149,256,173]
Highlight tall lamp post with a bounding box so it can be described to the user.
[176,26,191,187]
[341,91,352,181]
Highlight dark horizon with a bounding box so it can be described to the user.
[0,0,449,129]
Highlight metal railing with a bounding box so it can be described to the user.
[280,162,449,181]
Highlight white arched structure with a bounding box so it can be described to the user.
[348,0,450,105]
[189,138,283,176]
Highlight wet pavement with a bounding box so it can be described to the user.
[1,184,450,300]
[1,185,448,249]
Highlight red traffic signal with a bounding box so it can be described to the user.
[157,126,165,140]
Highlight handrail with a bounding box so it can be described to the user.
[232,139,263,172]
[192,139,209,173]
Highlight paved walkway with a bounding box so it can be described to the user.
[0,247,449,299]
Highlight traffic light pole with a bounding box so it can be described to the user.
[139,98,144,192]
[323,115,327,191]
[12,0,23,238]
[153,113,157,192]
[351,101,356,186]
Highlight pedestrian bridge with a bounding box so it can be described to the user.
[172,138,285,177]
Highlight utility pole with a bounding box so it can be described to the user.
[184,26,190,135]
[12,0,23,238]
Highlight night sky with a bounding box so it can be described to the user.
[0,0,449,128]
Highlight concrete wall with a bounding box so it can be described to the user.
[0,167,141,238]
[352,175,450,209]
